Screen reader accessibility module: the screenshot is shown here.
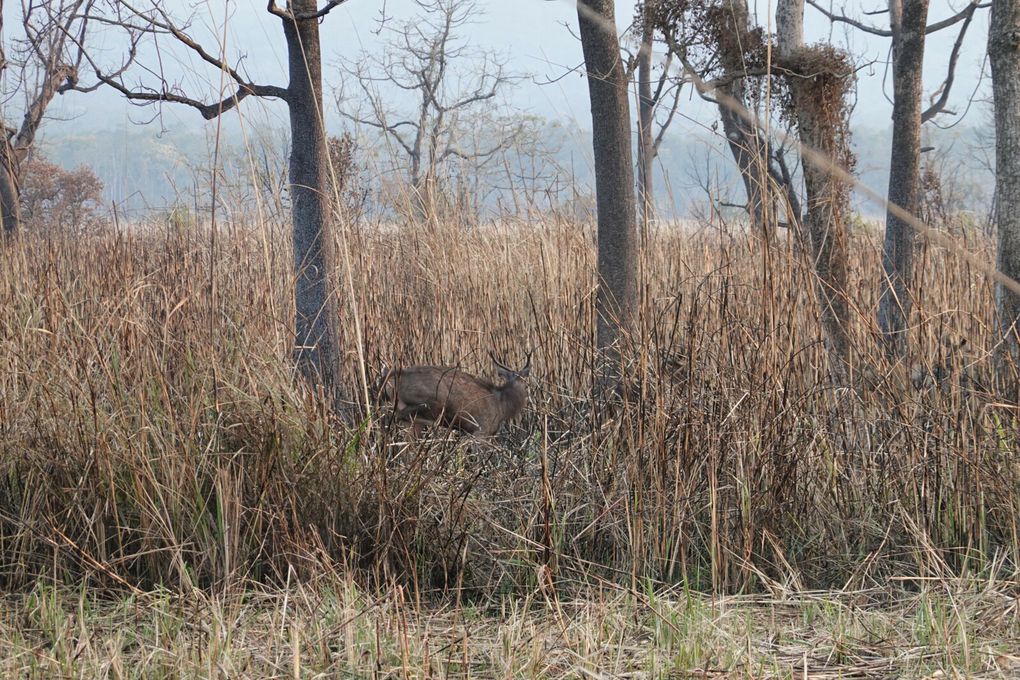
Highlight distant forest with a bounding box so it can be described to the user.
[39,117,995,224]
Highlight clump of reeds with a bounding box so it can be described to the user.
[0,213,1016,596]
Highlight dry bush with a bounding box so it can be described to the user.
[327,133,367,222]
[0,216,1016,596]
[20,156,105,234]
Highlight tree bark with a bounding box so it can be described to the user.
[577,0,639,367]
[877,0,929,359]
[715,0,773,239]
[0,142,20,236]
[637,1,655,234]
[989,0,1020,360]
[283,0,341,402]
[777,0,853,378]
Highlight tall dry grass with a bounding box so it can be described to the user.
[0,214,1017,596]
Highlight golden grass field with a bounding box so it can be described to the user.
[0,215,1017,677]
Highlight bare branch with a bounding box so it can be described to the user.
[925,1,988,34]
[76,1,289,120]
[266,1,288,19]
[807,0,988,37]
[652,77,683,152]
[298,0,351,20]
[921,1,978,122]
[7,0,104,153]
[650,50,675,107]
[117,1,258,90]
[806,0,892,36]
[267,0,352,20]
[338,0,521,196]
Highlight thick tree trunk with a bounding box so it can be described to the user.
[989,0,1020,360]
[284,1,341,402]
[577,0,639,366]
[877,0,929,359]
[795,108,852,373]
[636,3,655,234]
[777,0,853,378]
[0,143,20,236]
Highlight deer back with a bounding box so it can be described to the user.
[387,365,526,435]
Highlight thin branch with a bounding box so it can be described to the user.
[76,2,288,120]
[921,2,978,122]
[806,0,891,36]
[650,51,675,107]
[807,0,988,37]
[298,0,352,20]
[925,0,988,34]
[439,136,514,164]
[118,1,255,90]
[652,77,683,152]
[267,0,350,20]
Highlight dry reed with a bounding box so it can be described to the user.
[0,215,1017,598]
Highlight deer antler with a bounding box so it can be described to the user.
[488,350,511,372]
[490,350,532,376]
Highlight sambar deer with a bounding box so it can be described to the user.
[379,352,532,437]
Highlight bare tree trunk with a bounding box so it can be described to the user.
[877,0,929,359]
[284,1,341,403]
[0,142,20,236]
[719,106,771,236]
[577,0,639,366]
[777,0,853,378]
[0,59,76,238]
[776,0,803,47]
[637,2,655,234]
[715,0,773,239]
[989,0,1020,362]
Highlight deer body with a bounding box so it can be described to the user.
[382,354,530,436]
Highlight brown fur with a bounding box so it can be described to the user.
[381,354,530,436]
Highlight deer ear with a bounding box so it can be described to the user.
[518,364,530,378]
[496,367,514,381]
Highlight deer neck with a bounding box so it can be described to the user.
[498,381,526,418]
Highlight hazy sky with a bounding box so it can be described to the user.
[35,1,991,139]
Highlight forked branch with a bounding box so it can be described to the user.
[83,1,289,120]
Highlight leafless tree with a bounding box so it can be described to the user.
[808,0,987,358]
[631,0,685,233]
[988,0,1020,363]
[84,0,353,406]
[0,0,113,236]
[653,0,849,374]
[577,0,639,377]
[652,0,798,241]
[778,0,855,378]
[711,0,778,240]
[339,0,521,224]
